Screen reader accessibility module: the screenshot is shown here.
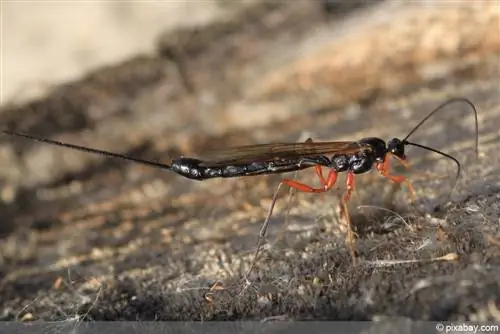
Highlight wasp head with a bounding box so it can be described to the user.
[387,138,406,160]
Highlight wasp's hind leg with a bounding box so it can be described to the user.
[337,171,358,265]
[244,167,339,285]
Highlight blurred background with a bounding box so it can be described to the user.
[2,1,224,106]
[1,0,499,322]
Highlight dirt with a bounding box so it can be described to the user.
[1,0,500,326]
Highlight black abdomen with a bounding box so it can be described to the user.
[170,158,224,180]
[170,157,317,180]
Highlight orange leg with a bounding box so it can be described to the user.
[284,168,357,265]
[343,171,356,204]
[245,168,338,278]
[275,165,331,243]
[245,167,358,282]
[376,156,416,201]
[341,172,357,264]
[315,165,328,185]
[284,167,356,205]
[282,168,338,193]
[392,154,412,170]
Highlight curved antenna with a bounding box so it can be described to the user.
[403,97,479,159]
[2,130,172,170]
[403,140,462,194]
[401,97,479,198]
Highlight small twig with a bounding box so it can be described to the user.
[363,252,458,267]
[357,204,412,228]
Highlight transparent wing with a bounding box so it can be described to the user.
[196,141,366,167]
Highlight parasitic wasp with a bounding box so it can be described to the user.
[2,97,479,278]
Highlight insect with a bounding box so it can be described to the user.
[2,97,479,279]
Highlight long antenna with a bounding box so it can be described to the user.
[404,140,462,193]
[402,97,479,159]
[401,97,479,197]
[2,130,172,170]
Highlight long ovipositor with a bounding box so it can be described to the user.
[3,97,478,191]
[2,97,480,278]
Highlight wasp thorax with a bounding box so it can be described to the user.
[358,137,387,162]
